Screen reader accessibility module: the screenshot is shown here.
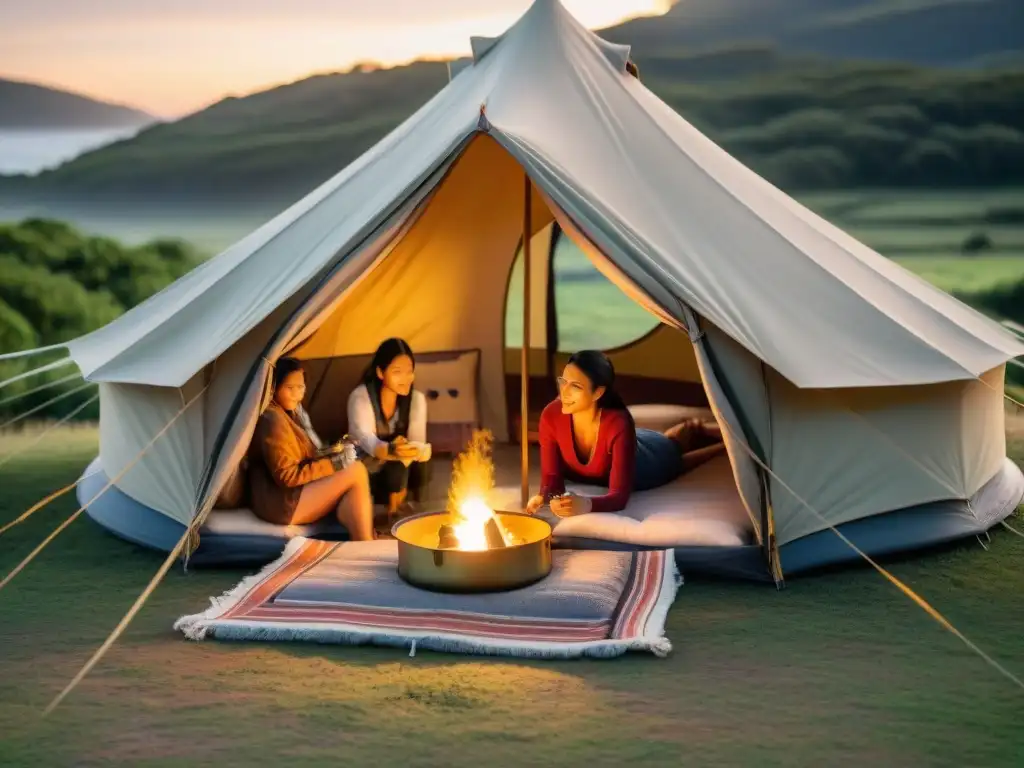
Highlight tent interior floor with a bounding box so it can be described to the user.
[201,440,756,556]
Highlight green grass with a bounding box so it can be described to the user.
[892,255,1024,293]
[1,424,1023,765]
[797,188,1024,222]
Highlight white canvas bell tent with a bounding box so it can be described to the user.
[65,0,1024,580]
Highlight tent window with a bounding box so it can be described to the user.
[504,230,660,351]
[551,231,660,351]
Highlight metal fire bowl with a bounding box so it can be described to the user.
[392,510,552,593]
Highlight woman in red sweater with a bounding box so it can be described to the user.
[525,350,725,517]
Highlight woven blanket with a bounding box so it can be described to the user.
[175,538,680,659]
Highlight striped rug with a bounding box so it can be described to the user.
[175,538,680,659]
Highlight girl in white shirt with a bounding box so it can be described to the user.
[347,338,432,518]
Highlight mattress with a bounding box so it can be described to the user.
[488,454,755,548]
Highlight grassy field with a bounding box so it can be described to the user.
[1,422,1023,766]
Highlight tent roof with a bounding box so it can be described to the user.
[65,0,1024,390]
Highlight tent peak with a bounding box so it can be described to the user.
[467,0,632,74]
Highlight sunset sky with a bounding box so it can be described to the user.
[1,0,671,118]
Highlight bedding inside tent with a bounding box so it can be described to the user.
[82,422,759,575]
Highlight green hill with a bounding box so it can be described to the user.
[1,0,1021,212]
[0,78,154,130]
[609,0,1021,67]
[6,63,448,210]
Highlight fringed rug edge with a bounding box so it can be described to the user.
[173,536,313,638]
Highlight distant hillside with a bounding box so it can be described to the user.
[0,0,1021,211]
[608,0,1022,68]
[1,63,450,209]
[0,78,155,129]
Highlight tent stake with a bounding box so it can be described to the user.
[521,174,532,509]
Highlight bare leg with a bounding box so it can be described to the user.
[663,418,727,473]
[388,488,407,517]
[663,418,705,453]
[288,462,373,540]
[334,461,374,541]
[681,442,728,472]
[701,422,723,442]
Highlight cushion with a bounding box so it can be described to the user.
[414,349,481,453]
[202,508,346,539]
[487,454,753,548]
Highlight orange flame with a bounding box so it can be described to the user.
[446,429,506,550]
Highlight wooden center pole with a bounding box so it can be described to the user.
[521,174,532,509]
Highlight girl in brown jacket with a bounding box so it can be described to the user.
[248,358,374,539]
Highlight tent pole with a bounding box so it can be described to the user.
[521,174,532,510]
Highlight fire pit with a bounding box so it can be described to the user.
[391,430,552,593]
[393,509,551,593]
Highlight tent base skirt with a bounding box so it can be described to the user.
[77,455,1024,577]
[779,457,1024,575]
[76,457,347,567]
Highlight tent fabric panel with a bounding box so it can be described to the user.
[504,222,556,351]
[541,185,682,330]
[527,223,554,352]
[98,378,204,524]
[767,370,1007,545]
[700,323,773,458]
[596,325,701,384]
[688,320,763,543]
[779,457,1024,574]
[959,366,1009,499]
[627,82,1024,383]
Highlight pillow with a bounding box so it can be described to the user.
[414,349,480,454]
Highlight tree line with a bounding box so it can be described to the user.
[0,219,201,423]
[665,65,1024,189]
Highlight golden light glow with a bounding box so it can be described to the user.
[446,429,513,550]
[452,496,500,551]
[3,1,672,117]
